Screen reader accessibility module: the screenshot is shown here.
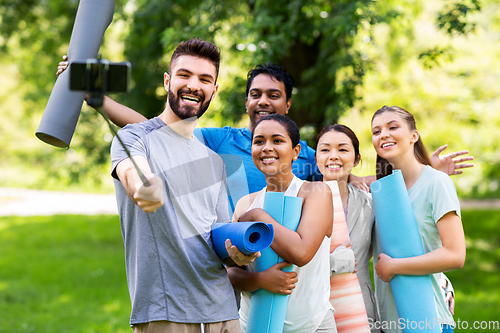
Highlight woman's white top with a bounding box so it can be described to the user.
[239,176,333,333]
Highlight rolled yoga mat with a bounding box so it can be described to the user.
[211,222,274,260]
[370,170,440,333]
[325,181,370,333]
[36,0,115,148]
[246,192,303,333]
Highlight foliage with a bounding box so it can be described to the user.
[437,0,481,35]
[418,46,455,69]
[339,0,500,198]
[0,0,126,192]
[0,0,77,117]
[1,0,499,198]
[418,0,480,71]
[122,0,397,137]
[115,0,488,143]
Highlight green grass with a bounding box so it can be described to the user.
[446,210,500,332]
[365,209,500,332]
[0,215,131,333]
[0,211,499,332]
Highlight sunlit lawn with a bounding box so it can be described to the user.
[0,215,131,333]
[0,210,499,332]
[446,210,500,332]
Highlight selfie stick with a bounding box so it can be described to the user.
[85,57,151,187]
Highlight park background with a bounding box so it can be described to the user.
[0,0,499,331]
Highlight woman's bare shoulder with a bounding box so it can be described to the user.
[299,181,331,199]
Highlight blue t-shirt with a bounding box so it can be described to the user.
[195,126,321,215]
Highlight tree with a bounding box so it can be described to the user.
[1,0,492,195]
[0,0,127,190]
[122,0,387,142]
[122,0,482,144]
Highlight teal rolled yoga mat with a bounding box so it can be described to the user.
[370,170,440,333]
[246,192,303,333]
[211,222,274,259]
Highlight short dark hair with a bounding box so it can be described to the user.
[246,63,295,100]
[252,114,300,148]
[170,38,221,79]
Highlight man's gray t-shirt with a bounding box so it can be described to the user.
[111,117,238,325]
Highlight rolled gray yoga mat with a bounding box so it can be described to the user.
[36,0,115,148]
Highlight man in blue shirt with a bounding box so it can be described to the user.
[194,63,321,214]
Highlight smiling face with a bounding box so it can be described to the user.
[164,55,219,120]
[316,130,359,183]
[251,120,300,176]
[245,74,291,131]
[371,111,419,165]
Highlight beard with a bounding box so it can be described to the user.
[168,87,213,120]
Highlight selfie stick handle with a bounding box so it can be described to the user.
[85,56,150,187]
[94,106,151,187]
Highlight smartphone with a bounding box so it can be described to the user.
[69,59,131,93]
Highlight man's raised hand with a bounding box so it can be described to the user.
[56,55,69,77]
[431,144,474,176]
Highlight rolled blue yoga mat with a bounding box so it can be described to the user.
[246,192,303,333]
[370,170,440,333]
[211,222,274,259]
